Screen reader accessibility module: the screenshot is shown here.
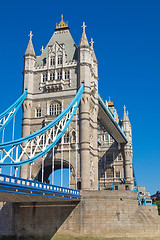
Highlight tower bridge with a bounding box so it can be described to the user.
[0,16,156,240]
[18,15,133,192]
[0,15,134,195]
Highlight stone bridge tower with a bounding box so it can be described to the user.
[21,16,99,190]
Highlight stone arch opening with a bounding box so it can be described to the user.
[35,151,76,188]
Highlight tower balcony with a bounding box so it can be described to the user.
[40,79,64,92]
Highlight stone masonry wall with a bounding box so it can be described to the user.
[0,191,160,239]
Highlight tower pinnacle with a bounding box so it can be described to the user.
[24,31,35,56]
[28,31,33,40]
[81,22,87,33]
[79,21,89,47]
[90,38,94,48]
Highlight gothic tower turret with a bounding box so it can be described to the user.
[21,31,36,178]
[78,23,98,190]
[122,106,133,190]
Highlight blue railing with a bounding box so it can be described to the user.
[0,174,81,201]
[0,90,27,133]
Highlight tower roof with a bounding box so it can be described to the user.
[24,31,36,57]
[36,16,77,66]
[79,22,89,47]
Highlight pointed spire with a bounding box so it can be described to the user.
[79,22,89,47]
[90,38,94,49]
[90,38,97,63]
[25,31,36,56]
[123,105,129,121]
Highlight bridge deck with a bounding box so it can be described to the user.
[0,174,81,202]
[98,95,128,144]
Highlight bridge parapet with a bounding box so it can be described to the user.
[0,174,80,202]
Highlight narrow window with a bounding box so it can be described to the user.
[42,73,47,82]
[58,55,62,65]
[50,56,55,66]
[65,71,70,79]
[57,70,62,80]
[64,133,69,143]
[71,131,76,143]
[50,72,55,81]
[36,108,42,117]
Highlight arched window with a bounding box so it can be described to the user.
[71,130,76,143]
[49,102,62,116]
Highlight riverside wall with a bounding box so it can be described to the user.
[0,190,160,239]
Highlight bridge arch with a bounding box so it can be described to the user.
[31,150,76,188]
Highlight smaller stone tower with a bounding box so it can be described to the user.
[21,32,36,179]
[78,22,99,190]
[122,106,133,190]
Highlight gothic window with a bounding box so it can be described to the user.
[49,102,62,116]
[50,56,55,66]
[118,154,122,161]
[64,133,69,143]
[42,73,47,82]
[58,55,62,65]
[57,70,62,80]
[65,70,70,79]
[36,108,42,118]
[116,171,120,178]
[71,130,76,143]
[106,168,114,178]
[50,72,55,81]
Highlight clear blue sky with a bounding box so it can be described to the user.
[0,0,159,194]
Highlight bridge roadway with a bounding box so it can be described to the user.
[98,95,128,144]
[0,174,80,202]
